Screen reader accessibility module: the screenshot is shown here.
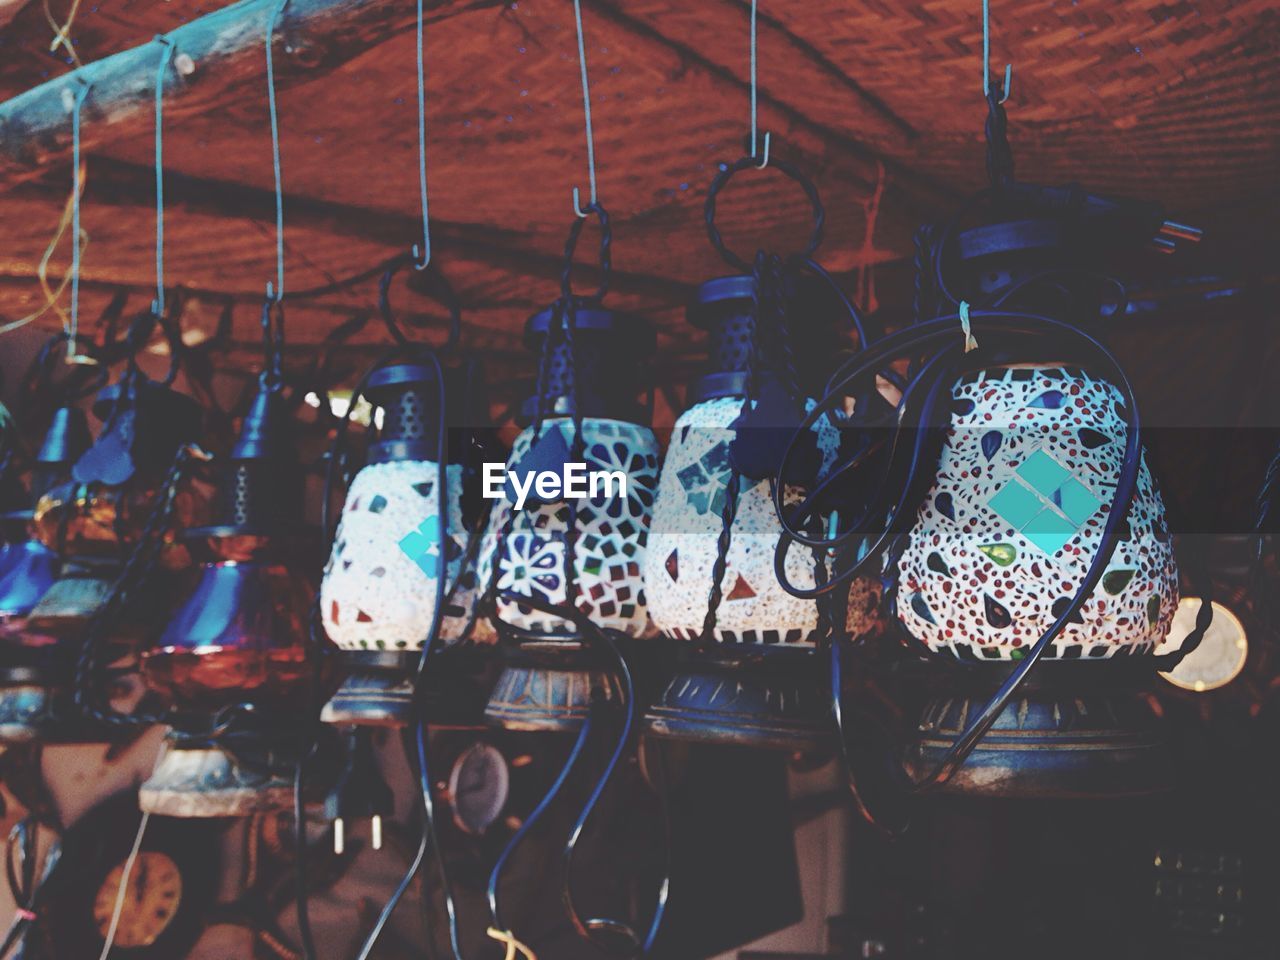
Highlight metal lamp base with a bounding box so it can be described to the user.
[484,640,623,732]
[644,648,830,751]
[322,648,498,728]
[139,739,294,818]
[905,664,1172,798]
[0,684,54,743]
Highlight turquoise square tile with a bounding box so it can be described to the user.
[1023,508,1076,554]
[1016,450,1072,497]
[1056,477,1102,526]
[988,480,1043,530]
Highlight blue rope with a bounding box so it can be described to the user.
[570,0,597,216]
[69,78,93,352]
[153,36,174,316]
[266,0,289,300]
[411,0,430,268]
[747,0,769,166]
[982,0,1012,103]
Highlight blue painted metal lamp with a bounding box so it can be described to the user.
[0,403,91,741]
[14,353,206,744]
[137,325,317,817]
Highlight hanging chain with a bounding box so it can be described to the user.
[984,86,1015,190]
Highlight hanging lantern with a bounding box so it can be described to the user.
[136,313,320,817]
[793,87,1205,802]
[7,361,206,743]
[479,291,659,731]
[0,405,92,740]
[895,190,1204,797]
[639,158,882,751]
[317,355,494,728]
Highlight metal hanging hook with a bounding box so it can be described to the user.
[153,35,175,319]
[570,0,598,218]
[265,0,289,301]
[67,75,96,366]
[982,0,1012,103]
[410,0,431,268]
[749,0,771,168]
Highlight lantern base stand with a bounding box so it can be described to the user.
[644,646,830,752]
[140,734,295,818]
[0,681,54,744]
[485,638,624,732]
[321,647,498,729]
[904,661,1172,798]
[0,654,134,745]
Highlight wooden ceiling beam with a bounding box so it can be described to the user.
[0,0,501,187]
[590,0,959,214]
[13,157,698,304]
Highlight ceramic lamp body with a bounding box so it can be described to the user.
[640,274,878,750]
[645,396,880,646]
[481,302,657,732]
[479,416,657,731]
[896,365,1177,660]
[480,417,659,638]
[319,360,493,728]
[321,460,476,652]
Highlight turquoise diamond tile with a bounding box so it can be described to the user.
[989,480,1043,529]
[1056,477,1102,526]
[1022,508,1076,554]
[1016,450,1072,497]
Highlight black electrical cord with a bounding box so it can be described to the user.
[502,591,671,957]
[481,203,671,955]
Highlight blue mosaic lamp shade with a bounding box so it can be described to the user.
[643,397,880,646]
[478,417,660,637]
[896,365,1178,661]
[320,461,484,652]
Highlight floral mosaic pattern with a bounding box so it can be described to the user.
[896,366,1178,661]
[320,461,482,651]
[643,396,882,647]
[478,418,660,636]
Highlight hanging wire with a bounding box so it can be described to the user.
[982,0,1012,103]
[265,0,289,300]
[67,76,96,364]
[749,0,770,167]
[411,0,431,268]
[153,35,175,317]
[570,0,598,217]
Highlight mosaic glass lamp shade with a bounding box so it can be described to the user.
[2,378,204,744]
[899,212,1181,798]
[319,360,493,727]
[139,377,317,817]
[640,276,881,750]
[480,302,659,731]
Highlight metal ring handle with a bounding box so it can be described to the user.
[705,155,824,272]
[378,254,462,353]
[560,201,612,304]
